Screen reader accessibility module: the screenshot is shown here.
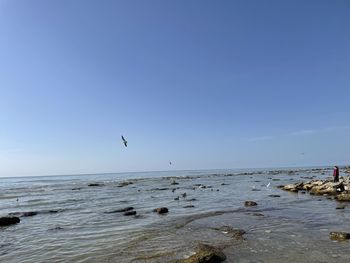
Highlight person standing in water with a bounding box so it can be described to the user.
[333,166,339,182]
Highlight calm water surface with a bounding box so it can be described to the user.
[1,168,350,262]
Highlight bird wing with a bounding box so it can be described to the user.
[121,135,125,142]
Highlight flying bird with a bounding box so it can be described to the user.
[169,161,172,165]
[121,135,128,147]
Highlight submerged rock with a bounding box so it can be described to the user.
[153,207,169,214]
[88,183,104,187]
[244,201,258,207]
[105,207,134,213]
[330,232,350,241]
[124,211,137,216]
[174,244,226,263]
[8,211,38,217]
[336,204,345,209]
[117,181,133,187]
[268,194,281,198]
[0,217,20,227]
[183,205,195,208]
[214,226,246,239]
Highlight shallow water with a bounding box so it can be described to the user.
[1,168,350,262]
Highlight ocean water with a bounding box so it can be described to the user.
[1,168,350,263]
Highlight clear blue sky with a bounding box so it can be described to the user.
[0,0,349,177]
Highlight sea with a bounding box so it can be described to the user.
[1,167,350,263]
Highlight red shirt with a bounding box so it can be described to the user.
[333,168,339,177]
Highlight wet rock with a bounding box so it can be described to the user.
[117,181,133,187]
[309,182,343,196]
[88,183,104,187]
[147,188,170,191]
[330,232,350,241]
[282,182,303,192]
[153,207,169,214]
[174,197,180,201]
[215,226,246,239]
[171,180,179,185]
[244,201,257,207]
[49,226,64,231]
[0,217,20,227]
[124,211,137,216]
[8,211,38,217]
[186,198,197,202]
[221,183,229,185]
[272,178,280,181]
[268,194,281,198]
[183,205,195,208]
[174,244,226,263]
[336,204,345,209]
[335,193,350,201]
[104,207,134,213]
[250,212,264,217]
[71,188,81,190]
[251,189,261,191]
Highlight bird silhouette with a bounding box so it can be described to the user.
[121,135,128,147]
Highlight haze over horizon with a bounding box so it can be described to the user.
[0,0,349,177]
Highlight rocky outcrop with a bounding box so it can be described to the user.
[0,217,20,227]
[174,244,226,263]
[335,193,350,201]
[309,182,343,196]
[330,232,350,241]
[280,176,350,205]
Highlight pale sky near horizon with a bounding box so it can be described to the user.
[0,0,349,177]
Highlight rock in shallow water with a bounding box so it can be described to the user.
[244,201,258,207]
[88,183,104,187]
[124,211,137,216]
[104,207,134,213]
[330,232,350,241]
[8,211,38,217]
[173,244,226,263]
[335,193,350,201]
[153,207,169,214]
[0,217,20,227]
[214,226,246,239]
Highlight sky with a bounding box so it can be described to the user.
[0,0,349,177]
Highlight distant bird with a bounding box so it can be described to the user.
[121,135,128,147]
[301,152,305,155]
[169,161,172,165]
[182,192,187,198]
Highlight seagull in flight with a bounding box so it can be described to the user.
[121,135,128,147]
[169,161,172,165]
